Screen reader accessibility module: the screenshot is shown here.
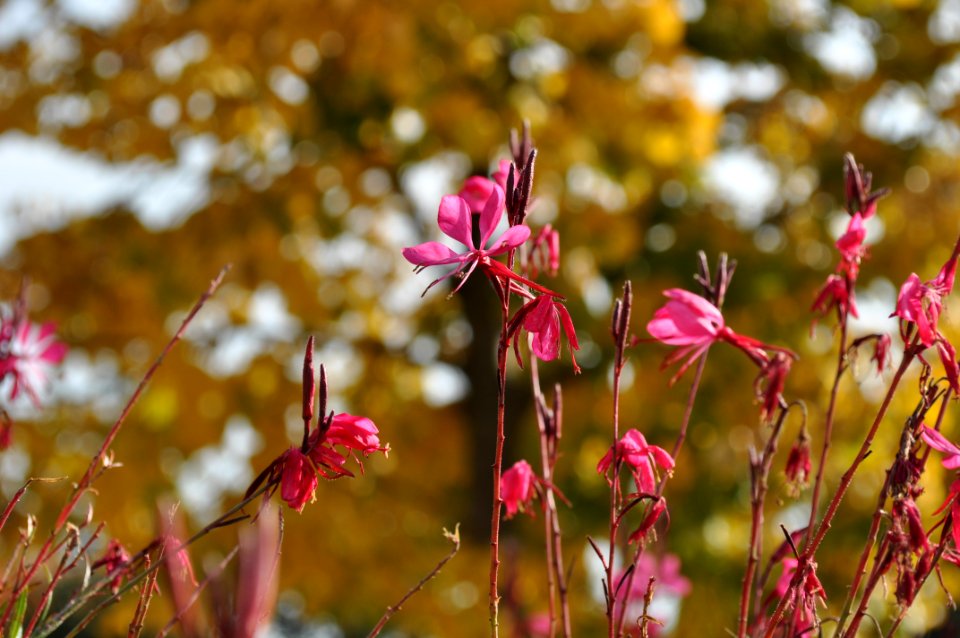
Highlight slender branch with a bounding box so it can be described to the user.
[367,525,461,638]
[0,266,230,635]
[806,319,848,542]
[763,345,916,637]
[738,405,791,638]
[42,483,267,638]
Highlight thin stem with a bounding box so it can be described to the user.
[616,354,707,636]
[0,266,230,635]
[763,346,916,638]
[806,319,848,543]
[738,406,790,638]
[44,484,266,638]
[489,301,510,638]
[367,525,461,638]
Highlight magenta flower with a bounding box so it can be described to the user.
[528,224,560,279]
[894,248,958,347]
[920,425,960,548]
[402,185,531,295]
[811,274,858,321]
[597,429,674,494]
[92,539,131,594]
[0,320,67,406]
[279,447,318,512]
[308,412,388,478]
[613,553,691,637]
[501,459,537,518]
[755,352,792,421]
[835,213,867,269]
[512,295,580,372]
[458,159,515,212]
[784,430,811,495]
[763,558,825,634]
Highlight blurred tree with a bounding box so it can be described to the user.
[1,0,959,635]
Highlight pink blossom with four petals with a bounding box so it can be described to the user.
[402,186,531,295]
[501,459,537,518]
[0,320,67,406]
[597,429,675,494]
[893,246,958,347]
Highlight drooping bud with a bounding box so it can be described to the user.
[628,497,667,544]
[302,336,315,424]
[785,428,812,497]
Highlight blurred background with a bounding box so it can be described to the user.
[2,0,960,635]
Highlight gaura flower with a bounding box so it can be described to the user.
[501,459,537,518]
[597,429,674,494]
[763,558,825,635]
[279,447,319,512]
[509,295,580,372]
[835,213,867,269]
[402,186,531,295]
[458,159,515,212]
[647,288,791,392]
[893,245,958,347]
[920,425,960,548]
[811,274,858,322]
[92,539,131,594]
[308,413,389,478]
[0,320,67,406]
[613,553,691,637]
[756,352,793,422]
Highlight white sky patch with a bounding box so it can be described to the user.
[57,0,135,30]
[930,0,960,44]
[768,0,828,29]
[0,131,217,255]
[152,31,209,83]
[178,283,301,378]
[390,107,426,144]
[176,415,262,520]
[701,147,781,228]
[0,0,45,50]
[400,152,470,221]
[421,362,469,406]
[804,7,878,80]
[689,57,785,110]
[861,82,936,144]
[509,38,570,80]
[268,66,310,106]
[928,52,960,110]
[566,163,627,212]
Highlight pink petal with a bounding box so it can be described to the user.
[921,425,960,459]
[487,224,531,256]
[438,195,474,248]
[459,176,496,213]
[478,185,506,248]
[648,445,675,471]
[402,242,464,266]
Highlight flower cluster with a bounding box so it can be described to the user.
[646,287,795,420]
[403,158,580,371]
[249,338,389,512]
[0,289,67,447]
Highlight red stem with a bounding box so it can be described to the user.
[763,345,916,637]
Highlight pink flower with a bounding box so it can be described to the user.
[872,334,891,374]
[613,553,691,637]
[279,447,318,512]
[784,431,811,495]
[402,186,531,295]
[528,224,560,279]
[812,274,858,321]
[92,539,131,594]
[755,352,792,421]
[835,213,867,268]
[920,425,960,548]
[501,459,537,518]
[894,249,958,347]
[308,412,388,478]
[764,558,825,635]
[514,295,580,372]
[457,160,515,212]
[647,288,784,385]
[0,320,67,406]
[597,429,674,494]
